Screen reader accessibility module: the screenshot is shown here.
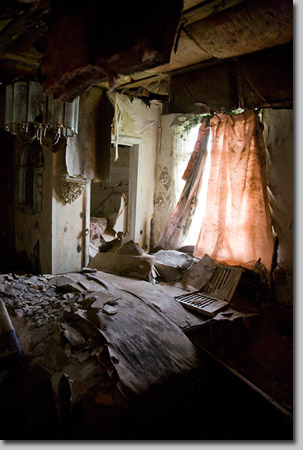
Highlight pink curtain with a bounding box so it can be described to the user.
[156,123,210,250]
[194,110,274,271]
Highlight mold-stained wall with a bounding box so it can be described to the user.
[15,138,89,275]
[51,148,90,274]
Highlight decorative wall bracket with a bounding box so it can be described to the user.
[159,166,170,189]
[61,175,90,204]
[155,192,165,208]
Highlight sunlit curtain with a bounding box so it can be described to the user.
[194,110,274,271]
[156,122,210,250]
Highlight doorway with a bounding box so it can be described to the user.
[89,138,140,253]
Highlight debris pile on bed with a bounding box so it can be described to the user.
[0,268,205,438]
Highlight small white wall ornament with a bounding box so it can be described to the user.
[61,175,89,204]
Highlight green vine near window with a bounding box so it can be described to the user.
[176,114,210,139]
[224,107,245,116]
[176,108,245,139]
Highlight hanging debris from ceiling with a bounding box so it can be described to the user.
[39,0,183,102]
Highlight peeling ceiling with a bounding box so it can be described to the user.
[0,0,293,104]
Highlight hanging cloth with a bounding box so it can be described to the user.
[156,122,210,250]
[194,110,274,271]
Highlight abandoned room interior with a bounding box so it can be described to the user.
[0,0,294,441]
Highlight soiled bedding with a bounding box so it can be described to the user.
[1,269,208,438]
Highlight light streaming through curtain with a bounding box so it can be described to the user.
[193,110,274,271]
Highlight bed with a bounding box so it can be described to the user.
[0,262,293,439]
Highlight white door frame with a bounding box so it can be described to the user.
[111,135,141,242]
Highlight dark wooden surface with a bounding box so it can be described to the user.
[187,300,293,417]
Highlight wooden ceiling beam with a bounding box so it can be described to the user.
[0,0,49,53]
[0,52,39,67]
[182,0,247,25]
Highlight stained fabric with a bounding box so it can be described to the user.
[110,92,160,161]
[194,110,274,271]
[66,88,113,181]
[156,123,209,250]
[99,288,202,397]
[113,92,159,136]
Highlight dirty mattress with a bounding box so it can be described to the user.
[1,269,208,437]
